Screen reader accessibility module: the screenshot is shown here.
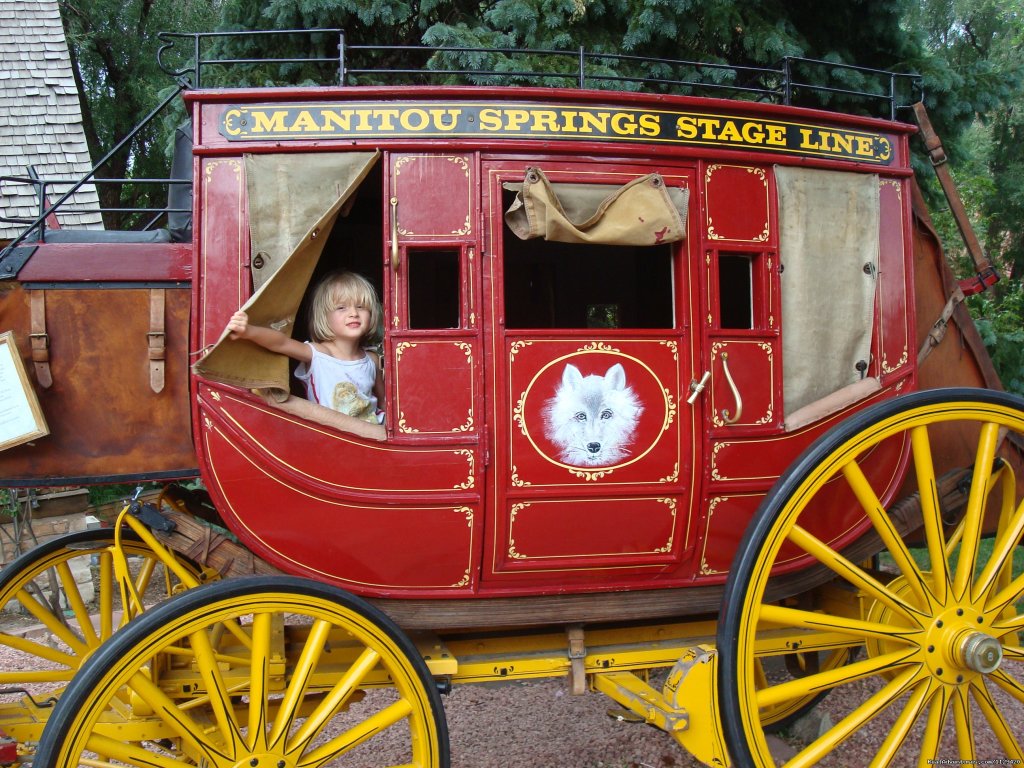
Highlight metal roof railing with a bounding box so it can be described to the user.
[156,29,923,121]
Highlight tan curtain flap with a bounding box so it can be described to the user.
[776,165,879,417]
[504,167,689,246]
[193,151,380,394]
[246,152,379,289]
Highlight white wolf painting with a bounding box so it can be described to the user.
[543,362,644,466]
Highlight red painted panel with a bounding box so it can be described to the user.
[500,496,679,571]
[707,383,899,485]
[393,339,476,434]
[699,494,763,577]
[16,243,192,283]
[877,179,911,376]
[196,157,247,351]
[392,154,473,239]
[708,338,777,433]
[198,384,477,494]
[704,164,771,243]
[701,428,909,578]
[201,424,477,594]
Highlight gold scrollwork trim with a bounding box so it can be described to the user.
[653,497,677,553]
[508,502,528,559]
[660,462,680,484]
[204,158,241,180]
[881,347,909,374]
[510,340,533,357]
[454,450,475,489]
[699,497,726,575]
[510,465,532,487]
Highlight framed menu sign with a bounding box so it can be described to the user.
[0,331,49,451]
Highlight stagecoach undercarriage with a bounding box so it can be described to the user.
[0,390,1022,767]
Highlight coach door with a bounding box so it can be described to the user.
[481,161,700,590]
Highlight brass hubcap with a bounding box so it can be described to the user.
[956,631,1003,674]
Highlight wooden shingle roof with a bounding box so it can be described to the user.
[0,0,102,239]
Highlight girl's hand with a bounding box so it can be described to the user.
[226,310,249,339]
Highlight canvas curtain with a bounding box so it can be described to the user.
[193,151,380,395]
[776,165,879,418]
[504,167,689,245]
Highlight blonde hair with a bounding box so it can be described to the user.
[307,271,382,346]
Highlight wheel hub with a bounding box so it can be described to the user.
[865,576,1003,684]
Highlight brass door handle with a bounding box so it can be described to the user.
[687,370,711,405]
[390,196,400,270]
[720,352,743,425]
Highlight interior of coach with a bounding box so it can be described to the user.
[500,187,675,330]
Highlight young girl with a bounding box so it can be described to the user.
[226,271,385,424]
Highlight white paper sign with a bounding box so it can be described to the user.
[0,331,48,451]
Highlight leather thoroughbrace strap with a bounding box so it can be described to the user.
[149,289,166,393]
[29,290,52,388]
[912,102,999,296]
[917,282,966,367]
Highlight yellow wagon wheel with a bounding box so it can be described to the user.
[32,575,450,768]
[0,528,202,698]
[719,388,1024,767]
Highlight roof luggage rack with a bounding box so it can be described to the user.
[157,29,923,121]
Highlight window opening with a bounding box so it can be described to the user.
[718,253,753,330]
[408,248,460,329]
[502,190,674,330]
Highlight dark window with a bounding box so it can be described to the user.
[718,253,753,329]
[502,192,674,330]
[408,248,460,329]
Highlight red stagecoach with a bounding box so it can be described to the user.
[0,32,1022,768]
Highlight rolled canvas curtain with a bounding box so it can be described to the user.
[193,151,380,395]
[776,165,879,418]
[504,167,689,245]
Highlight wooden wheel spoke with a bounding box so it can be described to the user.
[759,604,918,645]
[784,666,921,768]
[987,571,1024,616]
[97,551,116,640]
[267,618,334,748]
[15,586,87,654]
[969,679,1024,760]
[298,698,414,768]
[55,561,99,646]
[918,685,951,767]
[973,497,1024,604]
[990,668,1024,704]
[189,626,245,755]
[125,669,232,762]
[246,612,273,751]
[132,556,159,597]
[952,686,975,761]
[287,646,381,754]
[0,631,77,669]
[86,732,186,768]
[788,525,923,624]
[843,460,933,608]
[910,425,950,604]
[867,678,934,768]
[756,648,916,711]
[953,422,1001,599]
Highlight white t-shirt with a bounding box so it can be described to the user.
[294,343,382,423]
